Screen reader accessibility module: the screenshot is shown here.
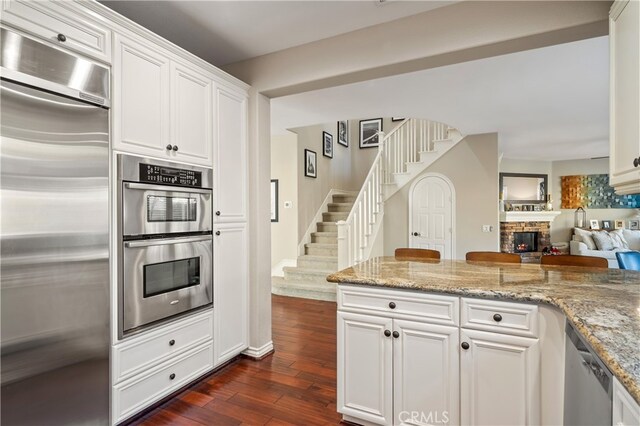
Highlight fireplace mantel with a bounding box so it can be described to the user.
[500,211,562,223]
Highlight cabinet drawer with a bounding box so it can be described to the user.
[338,285,458,326]
[113,342,213,423]
[1,0,112,63]
[461,298,538,338]
[113,310,212,383]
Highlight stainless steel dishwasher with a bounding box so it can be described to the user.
[564,321,612,426]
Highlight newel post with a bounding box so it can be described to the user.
[336,220,350,270]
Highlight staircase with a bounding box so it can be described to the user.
[272,192,356,301]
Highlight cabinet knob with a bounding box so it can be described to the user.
[166,144,173,150]
[493,313,503,322]
[388,302,396,309]
[215,231,221,236]
[169,339,175,346]
[384,330,391,337]
[412,232,419,237]
[461,342,470,350]
[392,331,400,339]
[169,373,176,380]
[215,211,221,216]
[172,145,178,152]
[57,33,67,42]
[634,157,640,168]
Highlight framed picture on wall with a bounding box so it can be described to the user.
[615,220,625,229]
[602,220,612,230]
[337,121,348,147]
[359,118,383,149]
[304,149,317,178]
[589,219,600,230]
[270,179,279,222]
[629,220,640,230]
[322,131,333,158]
[391,117,405,122]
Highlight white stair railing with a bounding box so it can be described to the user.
[337,118,458,269]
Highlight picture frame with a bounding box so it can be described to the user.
[337,121,349,147]
[359,118,383,149]
[391,117,405,122]
[304,149,317,178]
[322,131,333,158]
[629,220,640,230]
[615,220,625,229]
[270,179,279,222]
[602,220,612,230]
[589,219,600,230]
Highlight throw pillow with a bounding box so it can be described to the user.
[574,228,597,250]
[622,229,640,251]
[591,231,621,251]
[610,229,629,249]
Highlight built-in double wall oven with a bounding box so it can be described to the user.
[117,154,213,337]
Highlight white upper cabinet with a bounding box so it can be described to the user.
[1,0,112,63]
[610,0,640,195]
[113,35,215,166]
[170,62,213,164]
[213,84,248,222]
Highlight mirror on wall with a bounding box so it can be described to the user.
[499,173,548,204]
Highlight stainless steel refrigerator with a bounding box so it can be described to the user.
[1,27,110,425]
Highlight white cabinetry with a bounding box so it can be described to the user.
[610,0,640,195]
[213,223,249,366]
[1,0,112,63]
[613,377,640,426]
[213,84,248,222]
[111,309,213,423]
[113,35,214,166]
[337,286,460,426]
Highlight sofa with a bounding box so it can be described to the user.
[570,228,640,268]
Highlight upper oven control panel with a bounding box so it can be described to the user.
[139,164,202,188]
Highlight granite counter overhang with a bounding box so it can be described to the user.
[327,257,640,404]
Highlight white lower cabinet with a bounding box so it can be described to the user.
[613,377,640,426]
[460,328,540,426]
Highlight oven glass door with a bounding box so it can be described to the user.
[122,235,212,334]
[122,182,212,236]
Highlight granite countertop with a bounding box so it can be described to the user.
[327,256,640,404]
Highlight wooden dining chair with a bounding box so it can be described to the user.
[465,251,522,264]
[395,248,441,261]
[541,254,608,268]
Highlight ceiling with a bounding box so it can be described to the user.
[99,0,452,66]
[271,36,609,161]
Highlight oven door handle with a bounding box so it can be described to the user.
[123,182,212,195]
[124,235,212,248]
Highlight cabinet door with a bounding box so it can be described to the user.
[338,311,393,425]
[213,223,248,366]
[113,34,170,156]
[213,84,248,222]
[460,328,540,426]
[394,320,459,426]
[170,62,213,165]
[610,0,640,194]
[613,377,640,426]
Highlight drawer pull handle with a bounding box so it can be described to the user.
[493,313,503,322]
[166,144,173,150]
[634,157,639,168]
[169,373,176,380]
[388,302,396,309]
[57,33,67,42]
[392,331,399,339]
[169,339,175,346]
[461,342,470,350]
[215,231,221,236]
[172,145,179,152]
[384,330,391,337]
[215,211,221,216]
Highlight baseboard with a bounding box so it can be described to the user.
[271,258,296,277]
[241,341,274,360]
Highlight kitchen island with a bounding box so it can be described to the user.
[328,257,640,425]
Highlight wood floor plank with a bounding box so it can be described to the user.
[130,295,340,425]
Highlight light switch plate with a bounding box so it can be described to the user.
[482,225,493,232]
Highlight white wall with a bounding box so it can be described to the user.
[271,133,298,271]
[384,133,500,259]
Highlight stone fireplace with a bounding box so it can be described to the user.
[500,221,551,262]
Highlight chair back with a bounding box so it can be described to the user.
[541,254,608,268]
[615,251,640,271]
[395,248,440,261]
[465,251,521,264]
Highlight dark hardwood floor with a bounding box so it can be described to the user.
[133,295,341,425]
